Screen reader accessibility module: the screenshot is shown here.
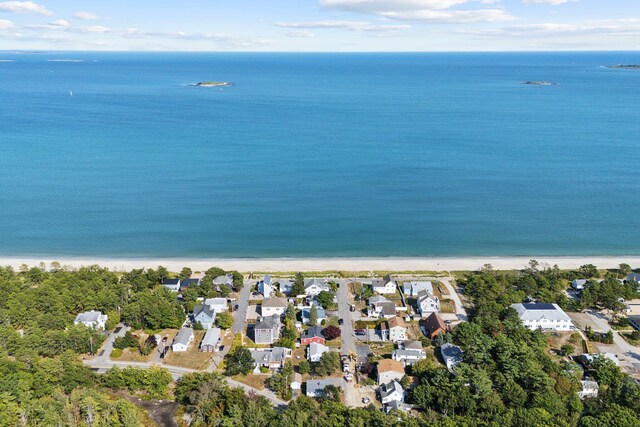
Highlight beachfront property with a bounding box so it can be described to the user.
[378,380,405,405]
[204,297,228,314]
[250,347,292,372]
[423,312,447,339]
[307,342,329,362]
[74,310,108,330]
[172,327,194,352]
[571,279,588,291]
[277,279,294,295]
[440,343,463,372]
[304,279,330,296]
[367,295,397,319]
[258,275,273,297]
[213,274,233,291]
[253,314,282,345]
[376,359,405,385]
[302,304,326,325]
[200,327,221,352]
[510,303,575,331]
[180,278,201,292]
[305,378,344,398]
[392,340,427,365]
[192,304,215,329]
[417,290,440,317]
[162,278,181,292]
[383,316,407,342]
[372,275,398,294]
[402,281,433,296]
[626,273,640,284]
[261,297,288,317]
[301,326,325,345]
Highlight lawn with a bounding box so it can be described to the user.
[113,348,153,363]
[440,299,456,314]
[232,374,267,390]
[164,330,214,370]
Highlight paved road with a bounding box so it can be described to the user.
[95,324,130,363]
[337,280,356,356]
[232,279,253,334]
[84,358,286,407]
[439,277,468,322]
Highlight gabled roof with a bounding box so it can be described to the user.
[304,278,327,289]
[424,312,447,335]
[387,316,406,329]
[181,278,201,289]
[308,342,328,357]
[369,295,390,305]
[74,310,105,323]
[379,302,397,316]
[372,275,396,288]
[213,274,233,285]
[262,297,287,308]
[440,343,463,366]
[510,303,572,322]
[302,326,324,339]
[193,304,215,321]
[201,328,221,347]
[174,327,193,346]
[306,378,343,396]
[417,289,437,302]
[263,274,272,285]
[379,380,403,399]
[255,314,281,330]
[162,278,180,286]
[377,359,405,374]
[402,340,423,351]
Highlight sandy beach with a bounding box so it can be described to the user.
[1,256,639,273]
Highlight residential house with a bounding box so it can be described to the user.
[578,380,599,399]
[402,281,433,296]
[301,326,325,345]
[423,312,447,339]
[376,359,405,385]
[180,278,201,292]
[74,310,108,330]
[367,295,397,319]
[378,380,405,405]
[304,279,330,296]
[510,303,575,331]
[372,275,397,294]
[440,343,463,371]
[628,315,640,331]
[302,304,326,325]
[307,342,329,362]
[192,304,215,329]
[213,274,233,291]
[253,314,282,345]
[250,347,292,372]
[576,353,620,367]
[261,297,288,317]
[571,279,588,291]
[162,278,181,292]
[626,273,640,284]
[172,327,194,352]
[305,378,344,398]
[291,373,302,392]
[278,279,294,295]
[383,316,407,342]
[200,328,221,352]
[258,275,273,297]
[385,400,410,414]
[392,340,426,365]
[417,290,440,317]
[204,297,228,315]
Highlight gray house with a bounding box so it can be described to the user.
[193,304,215,329]
[253,314,282,345]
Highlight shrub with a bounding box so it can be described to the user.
[111,348,123,358]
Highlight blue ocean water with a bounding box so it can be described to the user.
[0,51,639,258]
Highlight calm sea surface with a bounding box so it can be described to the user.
[1,51,639,258]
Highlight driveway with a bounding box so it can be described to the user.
[438,277,468,323]
[232,280,253,334]
[94,324,130,363]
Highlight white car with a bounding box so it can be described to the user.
[344,374,353,382]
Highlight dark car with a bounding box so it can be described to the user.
[338,319,344,325]
[355,329,366,335]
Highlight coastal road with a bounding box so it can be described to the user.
[336,279,358,405]
[232,279,253,335]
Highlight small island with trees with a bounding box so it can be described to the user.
[606,65,640,70]
[192,81,232,87]
[524,81,557,86]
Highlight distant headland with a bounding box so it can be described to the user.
[606,65,640,70]
[192,81,232,87]
[524,81,556,86]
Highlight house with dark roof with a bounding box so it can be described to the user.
[372,275,397,294]
[301,326,325,345]
[180,278,201,292]
[367,295,397,319]
[378,380,405,405]
[440,343,463,371]
[423,312,447,339]
[192,304,215,329]
[305,378,344,398]
[162,278,181,292]
[253,314,282,344]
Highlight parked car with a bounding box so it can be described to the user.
[338,319,344,325]
[444,319,452,324]
[344,374,353,382]
[355,329,365,335]
[362,397,370,404]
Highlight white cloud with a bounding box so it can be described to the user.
[73,11,99,20]
[49,19,69,27]
[318,0,516,23]
[275,20,411,31]
[463,19,640,38]
[0,18,14,29]
[0,1,52,15]
[281,30,316,38]
[80,25,110,33]
[523,0,576,5]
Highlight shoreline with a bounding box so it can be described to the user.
[1,255,639,273]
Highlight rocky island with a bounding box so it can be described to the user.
[192,81,232,87]
[606,65,640,70]
[524,81,556,86]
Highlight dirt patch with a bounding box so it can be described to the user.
[118,392,179,427]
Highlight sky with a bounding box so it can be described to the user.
[0,0,639,51]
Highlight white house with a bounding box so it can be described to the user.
[305,378,344,398]
[172,327,194,352]
[304,279,330,297]
[578,380,599,399]
[74,310,108,330]
[367,295,397,319]
[378,380,405,405]
[258,275,273,297]
[402,281,433,296]
[278,279,294,295]
[392,340,426,365]
[385,317,407,342]
[377,359,405,385]
[440,343,463,372]
[250,347,292,372]
[200,328,221,352]
[307,342,329,362]
[162,278,181,292]
[510,303,575,331]
[192,304,215,329]
[204,297,228,315]
[571,279,588,291]
[261,297,288,317]
[213,274,233,290]
[372,275,397,294]
[417,290,440,317]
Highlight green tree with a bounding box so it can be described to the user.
[316,291,334,309]
[216,312,234,329]
[291,272,305,297]
[179,267,192,280]
[314,351,340,377]
[225,347,254,376]
[298,359,311,375]
[309,305,318,326]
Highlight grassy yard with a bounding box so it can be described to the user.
[440,299,456,314]
[544,331,583,359]
[113,348,153,363]
[232,374,267,390]
[164,330,214,370]
[326,338,342,348]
